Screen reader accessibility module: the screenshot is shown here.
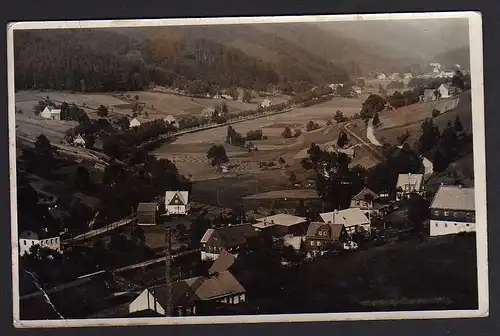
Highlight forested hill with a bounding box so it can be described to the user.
[14,28,349,93]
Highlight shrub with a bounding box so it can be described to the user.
[432,109,441,117]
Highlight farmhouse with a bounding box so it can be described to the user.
[389,73,401,80]
[252,213,308,236]
[201,107,216,119]
[376,73,387,80]
[437,83,452,98]
[422,89,437,102]
[260,98,272,108]
[320,208,371,235]
[429,185,475,237]
[165,191,190,215]
[350,187,380,220]
[19,228,61,256]
[164,115,178,128]
[136,203,159,226]
[352,86,363,95]
[396,173,424,201]
[305,222,348,258]
[200,224,258,261]
[326,145,356,159]
[128,269,246,317]
[73,134,86,147]
[129,118,141,128]
[40,106,61,120]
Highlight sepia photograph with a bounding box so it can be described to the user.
[8,11,487,328]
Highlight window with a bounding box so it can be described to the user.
[31,241,34,245]
[310,241,314,246]
[435,223,438,227]
[433,210,440,216]
[317,241,322,246]
[466,224,470,227]
[445,223,448,228]
[23,240,26,245]
[443,211,449,216]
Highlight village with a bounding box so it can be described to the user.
[15,60,478,319]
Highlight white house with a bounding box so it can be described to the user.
[260,98,272,108]
[320,208,371,235]
[19,229,61,256]
[164,115,178,128]
[73,134,86,147]
[403,73,413,80]
[129,118,141,128]
[437,83,451,98]
[352,86,362,95]
[221,94,234,100]
[40,107,61,120]
[165,191,190,215]
[376,73,387,80]
[201,107,216,119]
[430,185,475,237]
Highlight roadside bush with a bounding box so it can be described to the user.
[432,109,441,117]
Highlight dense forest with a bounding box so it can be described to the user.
[14,28,348,94]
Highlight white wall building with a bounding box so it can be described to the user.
[429,185,475,237]
[40,107,61,120]
[319,208,371,235]
[19,230,61,256]
[165,191,190,215]
[260,98,272,108]
[129,118,141,128]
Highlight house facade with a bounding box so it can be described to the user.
[73,134,86,147]
[305,222,348,258]
[396,173,424,201]
[19,230,61,256]
[165,191,190,215]
[40,107,61,120]
[200,224,258,261]
[429,185,475,236]
[438,84,451,98]
[128,270,246,317]
[350,187,380,220]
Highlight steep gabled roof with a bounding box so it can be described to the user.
[209,224,258,248]
[352,187,379,201]
[165,191,189,206]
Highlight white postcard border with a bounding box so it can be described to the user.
[7,11,488,328]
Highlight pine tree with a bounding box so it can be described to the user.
[454,116,464,133]
[372,112,381,126]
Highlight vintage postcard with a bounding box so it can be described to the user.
[8,11,487,328]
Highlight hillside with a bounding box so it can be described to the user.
[435,46,471,70]
[375,90,472,147]
[112,25,351,84]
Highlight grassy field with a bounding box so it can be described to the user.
[375,91,472,148]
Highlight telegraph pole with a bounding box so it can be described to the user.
[165,223,173,316]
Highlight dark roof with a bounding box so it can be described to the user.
[149,271,245,309]
[352,187,379,201]
[430,185,475,211]
[306,222,345,240]
[213,224,258,248]
[208,250,235,275]
[137,203,157,212]
[127,309,164,318]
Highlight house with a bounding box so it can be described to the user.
[437,83,451,98]
[376,73,387,80]
[129,118,141,128]
[19,229,61,256]
[136,203,159,226]
[93,163,106,172]
[396,173,424,201]
[128,269,246,317]
[350,187,380,220]
[252,213,308,236]
[319,208,371,235]
[422,89,437,102]
[326,146,356,160]
[165,191,190,215]
[221,94,233,100]
[305,222,348,258]
[40,106,61,120]
[73,134,86,147]
[201,107,216,119]
[429,185,475,237]
[164,115,178,128]
[260,98,272,108]
[200,224,258,261]
[352,86,362,95]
